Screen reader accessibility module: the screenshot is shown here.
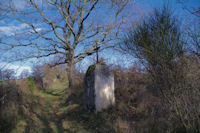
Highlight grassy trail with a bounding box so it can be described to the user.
[8,77,116,133]
[11,87,76,133]
[11,87,114,133]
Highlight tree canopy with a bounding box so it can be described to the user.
[0,0,130,87]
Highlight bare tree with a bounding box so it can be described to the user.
[32,64,45,89]
[0,63,10,81]
[176,0,200,58]
[189,25,200,58]
[2,69,15,80]
[177,0,200,18]
[0,0,130,88]
[20,69,30,79]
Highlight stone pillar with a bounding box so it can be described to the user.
[84,64,115,112]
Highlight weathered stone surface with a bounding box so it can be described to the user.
[84,64,96,111]
[84,64,115,112]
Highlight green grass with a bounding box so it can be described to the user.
[2,76,169,133]
[8,78,117,133]
[27,77,36,91]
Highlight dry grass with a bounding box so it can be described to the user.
[0,59,199,133]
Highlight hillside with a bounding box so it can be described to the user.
[1,66,160,133]
[0,77,110,133]
[1,59,200,133]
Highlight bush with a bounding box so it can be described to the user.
[112,65,152,132]
[27,77,36,91]
[120,5,200,132]
[32,65,44,90]
[0,81,23,133]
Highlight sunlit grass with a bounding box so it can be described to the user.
[8,76,118,133]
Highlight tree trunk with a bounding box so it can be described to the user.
[67,55,75,89]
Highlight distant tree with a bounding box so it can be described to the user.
[0,64,10,81]
[0,68,22,133]
[20,69,30,79]
[32,64,44,89]
[176,0,200,58]
[0,69,3,81]
[188,25,200,58]
[177,0,200,18]
[2,69,15,80]
[0,0,130,88]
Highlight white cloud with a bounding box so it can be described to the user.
[13,0,27,10]
[12,0,44,10]
[0,23,43,36]
[0,23,29,36]
[0,62,32,77]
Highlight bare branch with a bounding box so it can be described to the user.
[30,0,66,43]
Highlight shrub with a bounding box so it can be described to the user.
[120,5,200,132]
[0,81,23,133]
[28,77,36,91]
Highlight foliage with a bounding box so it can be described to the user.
[121,5,200,132]
[0,61,199,133]
[0,0,130,88]
[122,6,184,67]
[0,81,23,133]
[28,77,36,91]
[32,64,44,90]
[0,69,16,81]
[188,25,200,58]
[42,64,68,90]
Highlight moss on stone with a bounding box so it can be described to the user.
[85,63,107,77]
[86,64,96,77]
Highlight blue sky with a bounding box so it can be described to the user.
[0,0,199,75]
[99,0,200,67]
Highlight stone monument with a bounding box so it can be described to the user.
[84,63,115,112]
